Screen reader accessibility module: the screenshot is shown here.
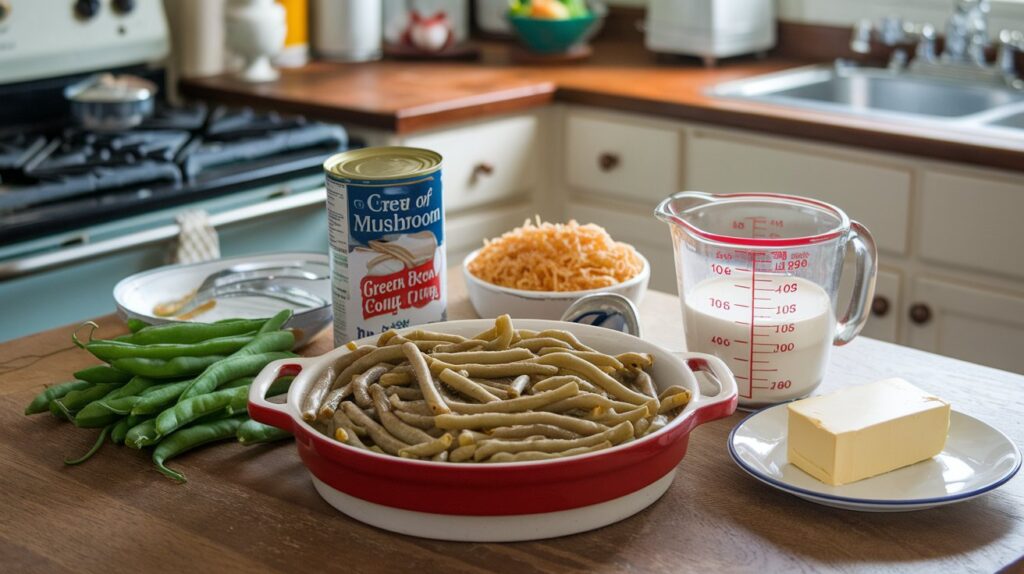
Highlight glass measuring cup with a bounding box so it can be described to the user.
[655,192,877,408]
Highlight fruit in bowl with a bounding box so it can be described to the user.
[508,0,598,54]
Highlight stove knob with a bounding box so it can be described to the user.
[0,1,11,22]
[74,0,101,19]
[112,0,134,14]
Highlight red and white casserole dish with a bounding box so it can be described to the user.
[248,319,737,541]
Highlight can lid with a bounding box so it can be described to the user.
[326,147,442,181]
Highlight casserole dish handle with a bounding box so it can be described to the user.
[248,357,313,432]
[679,352,739,426]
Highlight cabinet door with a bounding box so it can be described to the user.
[856,268,901,343]
[404,113,540,214]
[906,277,1024,374]
[565,110,681,203]
[445,201,536,270]
[919,169,1024,281]
[687,130,912,256]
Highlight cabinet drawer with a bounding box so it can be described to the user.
[906,276,1024,374]
[565,111,681,203]
[686,131,912,255]
[567,201,676,293]
[404,114,540,214]
[919,170,1024,280]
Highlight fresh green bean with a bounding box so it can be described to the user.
[49,399,69,420]
[152,415,247,483]
[156,385,251,436]
[104,376,160,400]
[64,424,112,465]
[255,309,292,335]
[219,376,256,390]
[75,376,160,425]
[110,418,131,444]
[126,318,150,333]
[178,351,293,401]
[110,355,226,378]
[24,380,92,415]
[237,419,292,445]
[55,383,121,413]
[75,401,126,428]
[125,418,160,449]
[85,334,256,361]
[231,330,295,358]
[73,365,132,385]
[115,318,267,345]
[130,379,195,415]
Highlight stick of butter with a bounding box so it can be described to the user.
[786,378,951,486]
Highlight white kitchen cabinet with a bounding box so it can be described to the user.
[905,276,1024,374]
[445,201,537,268]
[919,169,1024,280]
[402,112,541,214]
[565,109,681,204]
[858,267,901,343]
[686,129,912,256]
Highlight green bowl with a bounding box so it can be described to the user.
[508,14,598,54]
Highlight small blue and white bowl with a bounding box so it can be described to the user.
[462,249,649,320]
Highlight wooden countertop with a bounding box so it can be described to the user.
[2,268,1023,573]
[181,41,1024,173]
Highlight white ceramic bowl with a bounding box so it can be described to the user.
[462,249,650,320]
[113,252,331,347]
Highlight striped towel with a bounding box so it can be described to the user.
[170,209,220,264]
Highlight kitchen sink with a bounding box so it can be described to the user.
[987,111,1024,130]
[711,65,1024,130]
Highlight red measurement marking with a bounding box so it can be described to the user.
[734,321,749,326]
[733,340,749,344]
[735,376,750,380]
[752,360,771,364]
[753,368,779,372]
[747,250,757,400]
[733,284,751,289]
[733,357,750,362]
[733,303,750,308]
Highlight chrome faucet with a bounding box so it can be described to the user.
[849,0,1023,87]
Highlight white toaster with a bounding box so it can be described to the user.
[645,0,776,66]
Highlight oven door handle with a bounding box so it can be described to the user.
[0,188,326,282]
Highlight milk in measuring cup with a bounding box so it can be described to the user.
[684,276,835,405]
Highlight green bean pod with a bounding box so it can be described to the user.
[126,318,150,333]
[110,355,226,379]
[24,380,92,415]
[125,418,161,449]
[156,386,249,437]
[130,379,196,416]
[104,376,160,400]
[232,330,295,358]
[255,309,293,335]
[110,418,131,445]
[178,351,294,401]
[55,383,121,413]
[73,365,132,385]
[115,318,267,345]
[237,419,292,445]
[64,424,113,465]
[85,334,256,361]
[49,399,69,420]
[153,415,247,483]
[74,401,127,428]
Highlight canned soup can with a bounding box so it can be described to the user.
[324,147,446,345]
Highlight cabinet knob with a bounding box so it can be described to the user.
[470,162,494,185]
[598,152,620,172]
[871,295,890,317]
[909,303,932,325]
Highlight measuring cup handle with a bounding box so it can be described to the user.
[834,220,878,346]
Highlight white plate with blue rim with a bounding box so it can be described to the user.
[728,403,1022,512]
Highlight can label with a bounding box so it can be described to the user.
[326,171,446,345]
